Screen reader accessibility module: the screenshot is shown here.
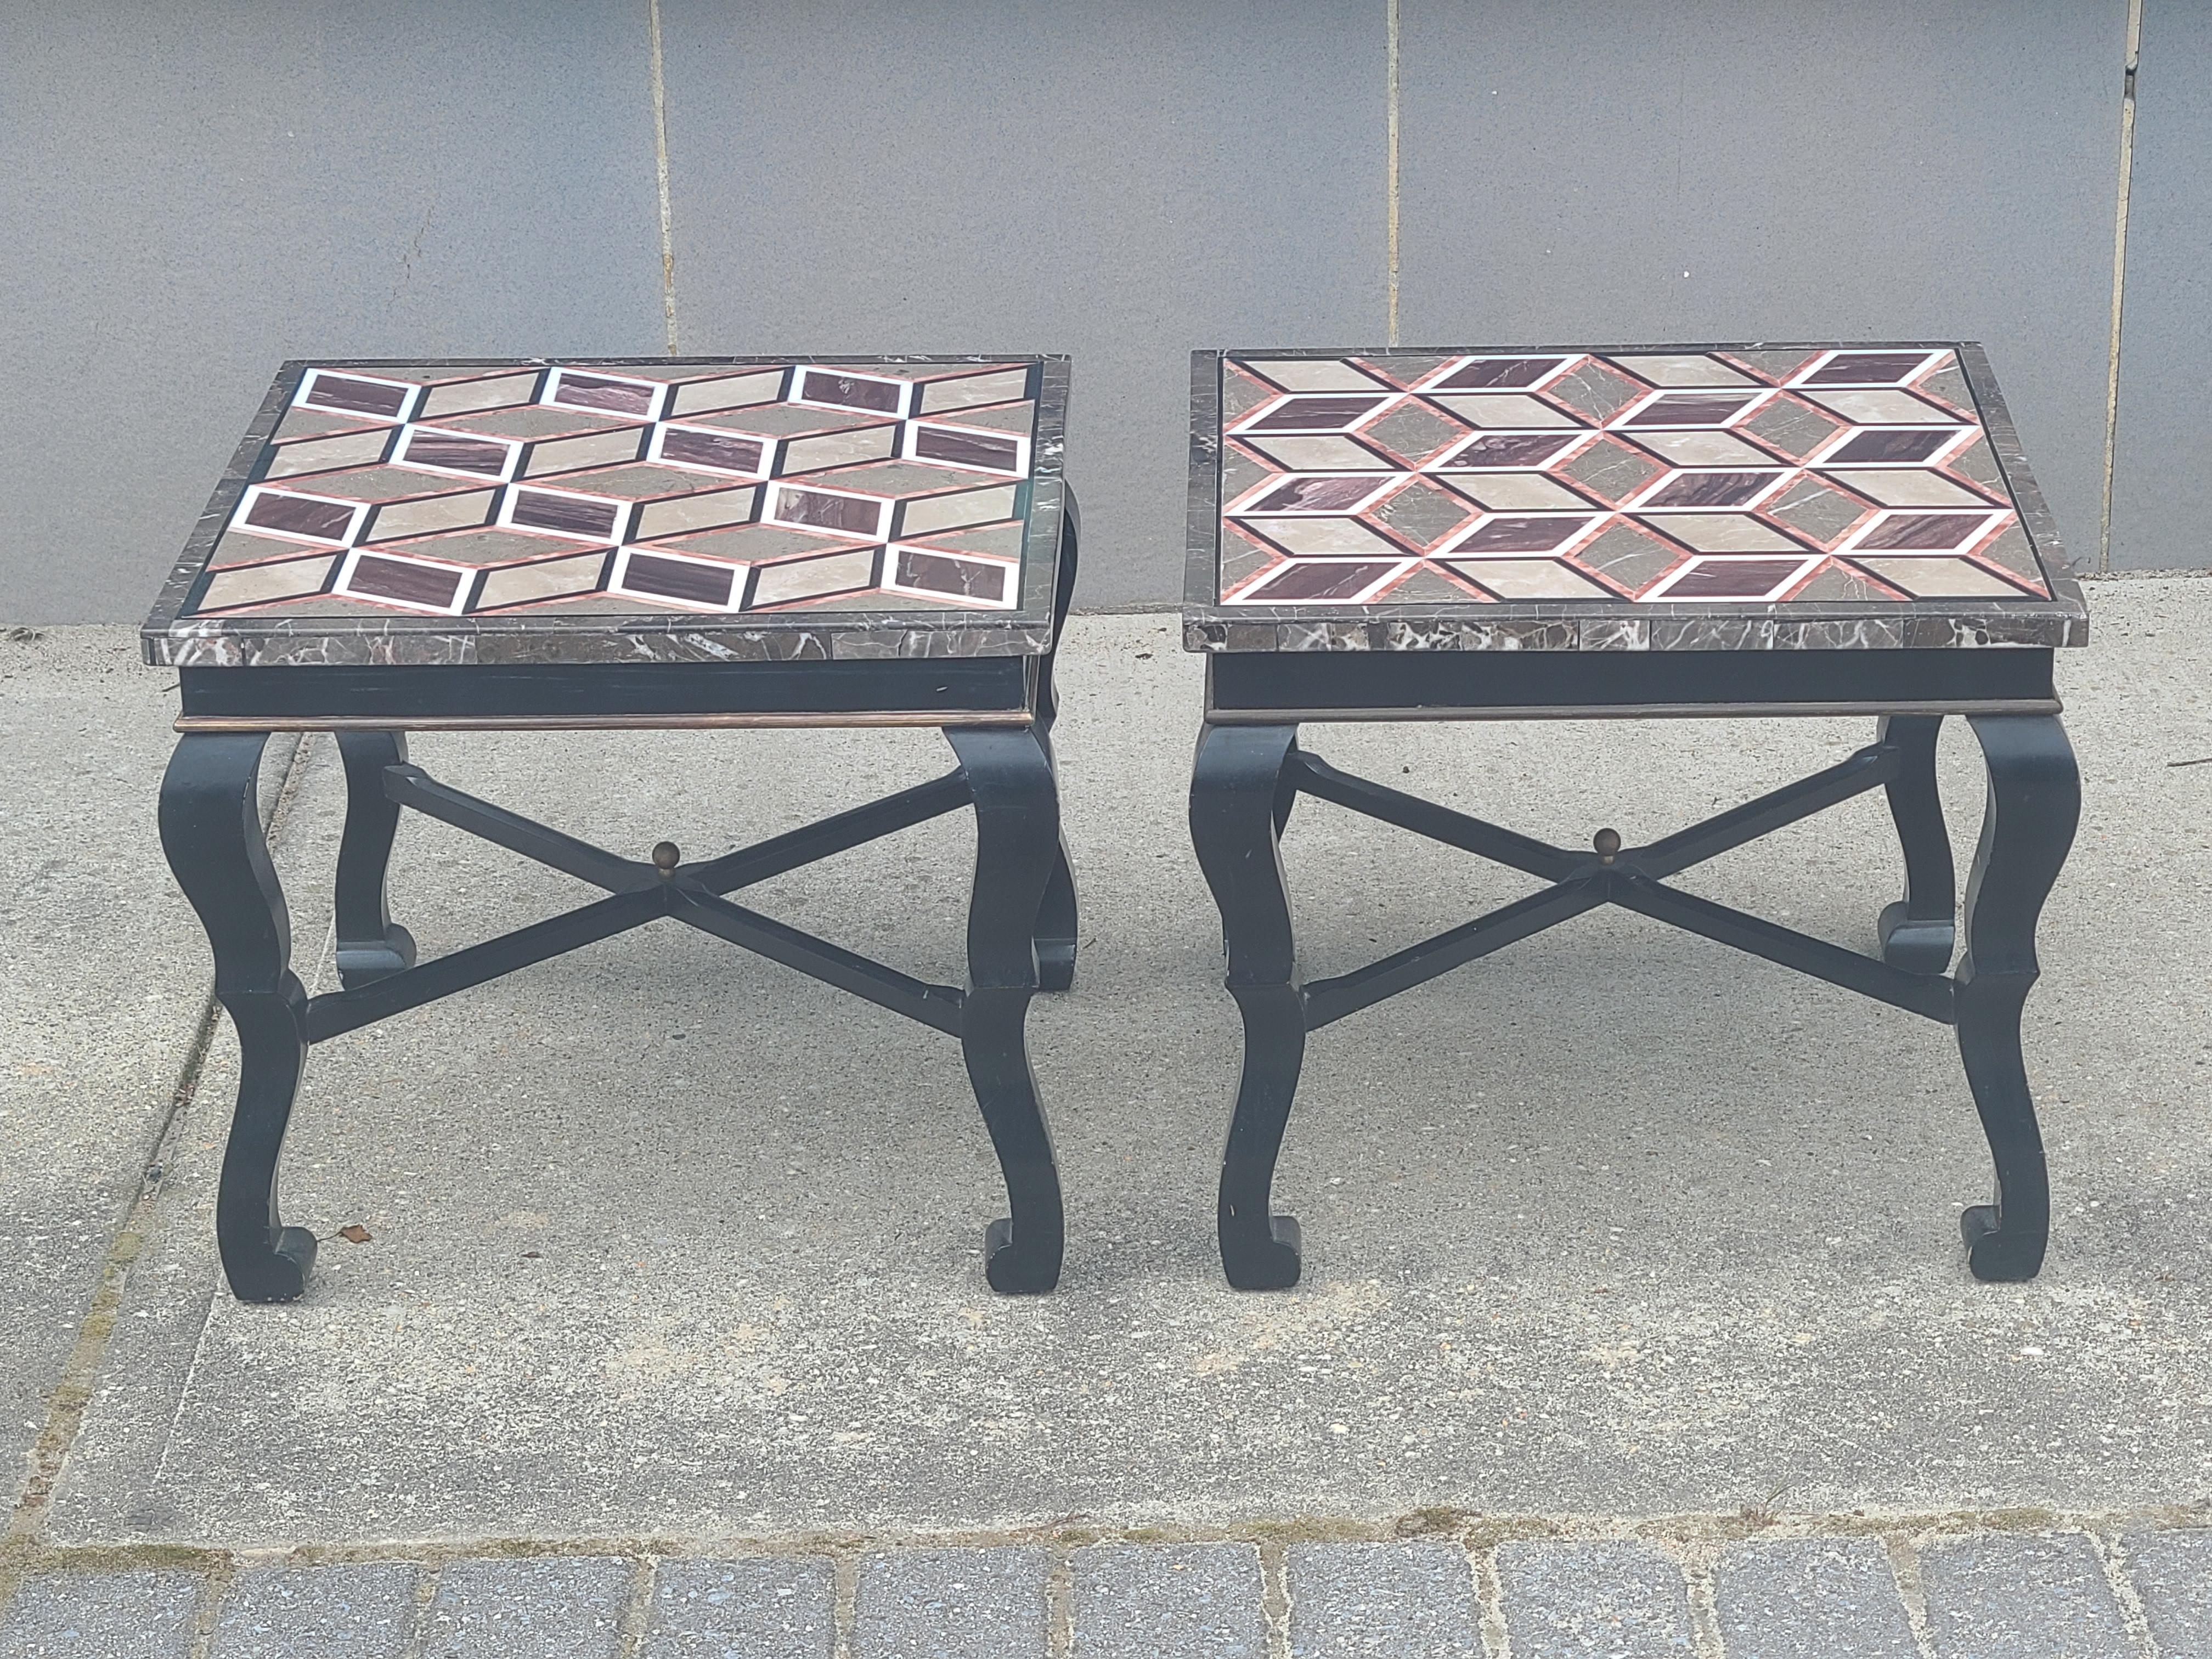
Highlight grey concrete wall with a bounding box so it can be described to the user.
[0,2,2192,623]
[2109,0,2209,570]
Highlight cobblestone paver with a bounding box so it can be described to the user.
[1,1526,2206,1656]
[1494,1538,1696,1658]
[210,1564,419,1659]
[1918,1532,2135,1659]
[1286,1541,1483,1659]
[1071,1543,1267,1659]
[853,1546,1049,1659]
[421,1557,630,1659]
[0,1571,201,1658]
[1711,1537,1917,1659]
[2126,1527,2212,1657]
[646,1558,835,1659]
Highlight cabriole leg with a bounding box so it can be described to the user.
[159,732,318,1302]
[1877,714,1956,972]
[946,725,1066,1294]
[1191,721,1306,1291]
[1955,713,2080,1282]
[334,730,417,988]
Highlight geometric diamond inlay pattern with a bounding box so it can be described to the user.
[1217,347,2052,606]
[189,359,1042,620]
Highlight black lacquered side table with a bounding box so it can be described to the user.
[1184,343,2086,1289]
[145,355,1078,1299]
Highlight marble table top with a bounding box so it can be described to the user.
[144,357,1068,668]
[1183,344,2087,653]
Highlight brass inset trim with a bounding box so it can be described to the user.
[177,710,1032,733]
[1204,699,2062,725]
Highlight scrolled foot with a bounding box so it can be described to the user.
[1877,901,1954,974]
[1961,1204,2044,1282]
[1221,1214,1302,1291]
[984,1216,1061,1294]
[223,1224,319,1304]
[336,922,417,989]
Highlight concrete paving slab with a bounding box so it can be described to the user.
[1709,1537,1916,1659]
[0,1569,200,1658]
[1917,1531,2132,1659]
[1285,1541,1482,1659]
[0,628,255,1507]
[31,582,2212,1546]
[208,1563,420,1659]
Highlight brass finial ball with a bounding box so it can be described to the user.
[1593,827,1622,864]
[651,840,681,874]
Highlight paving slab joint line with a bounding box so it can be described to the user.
[616,1553,658,1659]
[1471,1544,1509,1659]
[182,1555,236,1659]
[12,1509,2212,1585]
[645,0,679,354]
[398,1558,442,1659]
[0,734,311,1609]
[1257,1537,1292,1659]
[1884,1533,1941,1659]
[1045,1545,1075,1658]
[1675,1548,1725,1659]
[830,1549,859,1659]
[2085,1528,2163,1659]
[4,1522,2210,1655]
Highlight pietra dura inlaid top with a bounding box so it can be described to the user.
[1184,344,2087,654]
[143,357,1069,669]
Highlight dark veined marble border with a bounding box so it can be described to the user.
[143,355,1070,669]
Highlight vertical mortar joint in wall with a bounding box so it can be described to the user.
[647,0,680,354]
[1384,0,1401,347]
[2097,0,2146,573]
